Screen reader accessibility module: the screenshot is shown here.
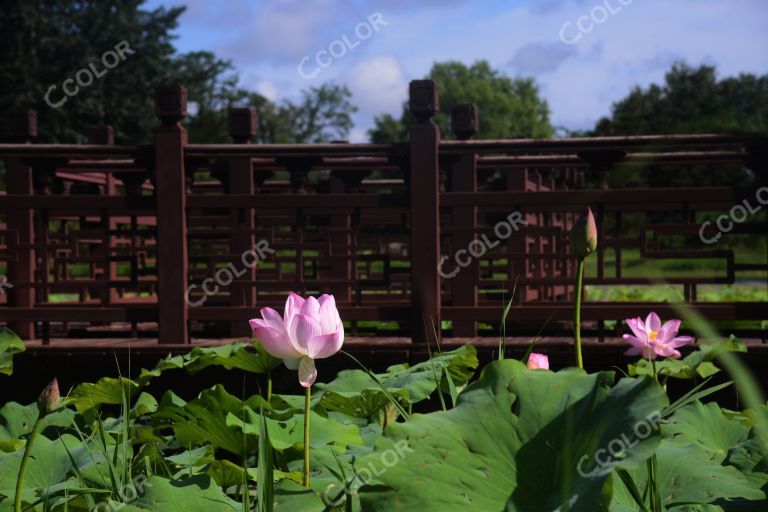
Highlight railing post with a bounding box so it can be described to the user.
[409,80,441,343]
[328,141,357,306]
[90,125,118,305]
[228,108,257,338]
[5,110,37,340]
[450,105,478,337]
[154,85,189,344]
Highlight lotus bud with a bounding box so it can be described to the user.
[569,207,597,259]
[37,378,60,416]
[527,353,549,370]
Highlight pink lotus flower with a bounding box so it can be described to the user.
[249,292,344,387]
[527,353,549,370]
[623,312,693,360]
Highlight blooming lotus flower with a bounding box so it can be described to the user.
[623,312,693,360]
[527,353,549,370]
[250,292,344,387]
[569,207,598,258]
[37,378,60,416]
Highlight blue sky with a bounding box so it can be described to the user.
[145,0,768,140]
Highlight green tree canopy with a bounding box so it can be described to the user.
[0,1,357,145]
[593,63,767,187]
[595,62,768,136]
[368,60,554,142]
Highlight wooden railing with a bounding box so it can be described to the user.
[1,80,766,345]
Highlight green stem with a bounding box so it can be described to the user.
[648,357,661,512]
[15,417,44,512]
[303,385,311,487]
[574,258,585,369]
[266,371,272,403]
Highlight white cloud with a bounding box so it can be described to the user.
[348,127,368,143]
[509,42,578,74]
[255,81,280,102]
[149,0,768,135]
[345,55,408,116]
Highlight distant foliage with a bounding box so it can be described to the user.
[0,1,358,145]
[592,62,766,188]
[595,63,768,136]
[368,60,554,142]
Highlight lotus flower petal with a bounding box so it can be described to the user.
[307,329,344,359]
[626,317,647,340]
[284,292,305,322]
[645,312,661,335]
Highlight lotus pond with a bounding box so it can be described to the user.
[0,314,766,511]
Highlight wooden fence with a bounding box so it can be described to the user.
[1,80,766,346]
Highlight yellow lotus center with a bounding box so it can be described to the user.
[648,331,658,342]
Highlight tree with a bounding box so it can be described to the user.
[0,0,196,143]
[0,1,358,145]
[367,60,554,142]
[184,83,357,144]
[593,63,767,187]
[595,62,768,135]
[368,114,407,144]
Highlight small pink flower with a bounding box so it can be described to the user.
[249,292,344,387]
[623,312,693,360]
[527,353,549,370]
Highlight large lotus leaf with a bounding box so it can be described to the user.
[226,405,363,452]
[726,426,768,491]
[107,475,240,511]
[610,439,766,511]
[137,354,186,386]
[663,401,750,459]
[273,479,326,511]
[380,344,479,401]
[313,371,409,419]
[0,328,25,376]
[135,343,279,387]
[181,342,281,375]
[0,433,77,508]
[0,402,75,440]
[315,344,478,419]
[69,376,140,413]
[629,336,746,381]
[357,360,667,512]
[152,385,253,455]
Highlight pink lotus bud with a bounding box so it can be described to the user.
[527,353,549,370]
[37,378,60,415]
[569,208,598,259]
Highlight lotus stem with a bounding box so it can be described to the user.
[15,417,44,512]
[303,385,311,487]
[574,257,585,369]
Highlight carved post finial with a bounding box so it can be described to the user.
[228,108,257,144]
[154,85,188,126]
[409,80,439,123]
[451,104,478,140]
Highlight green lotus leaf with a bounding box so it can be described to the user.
[357,359,667,511]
